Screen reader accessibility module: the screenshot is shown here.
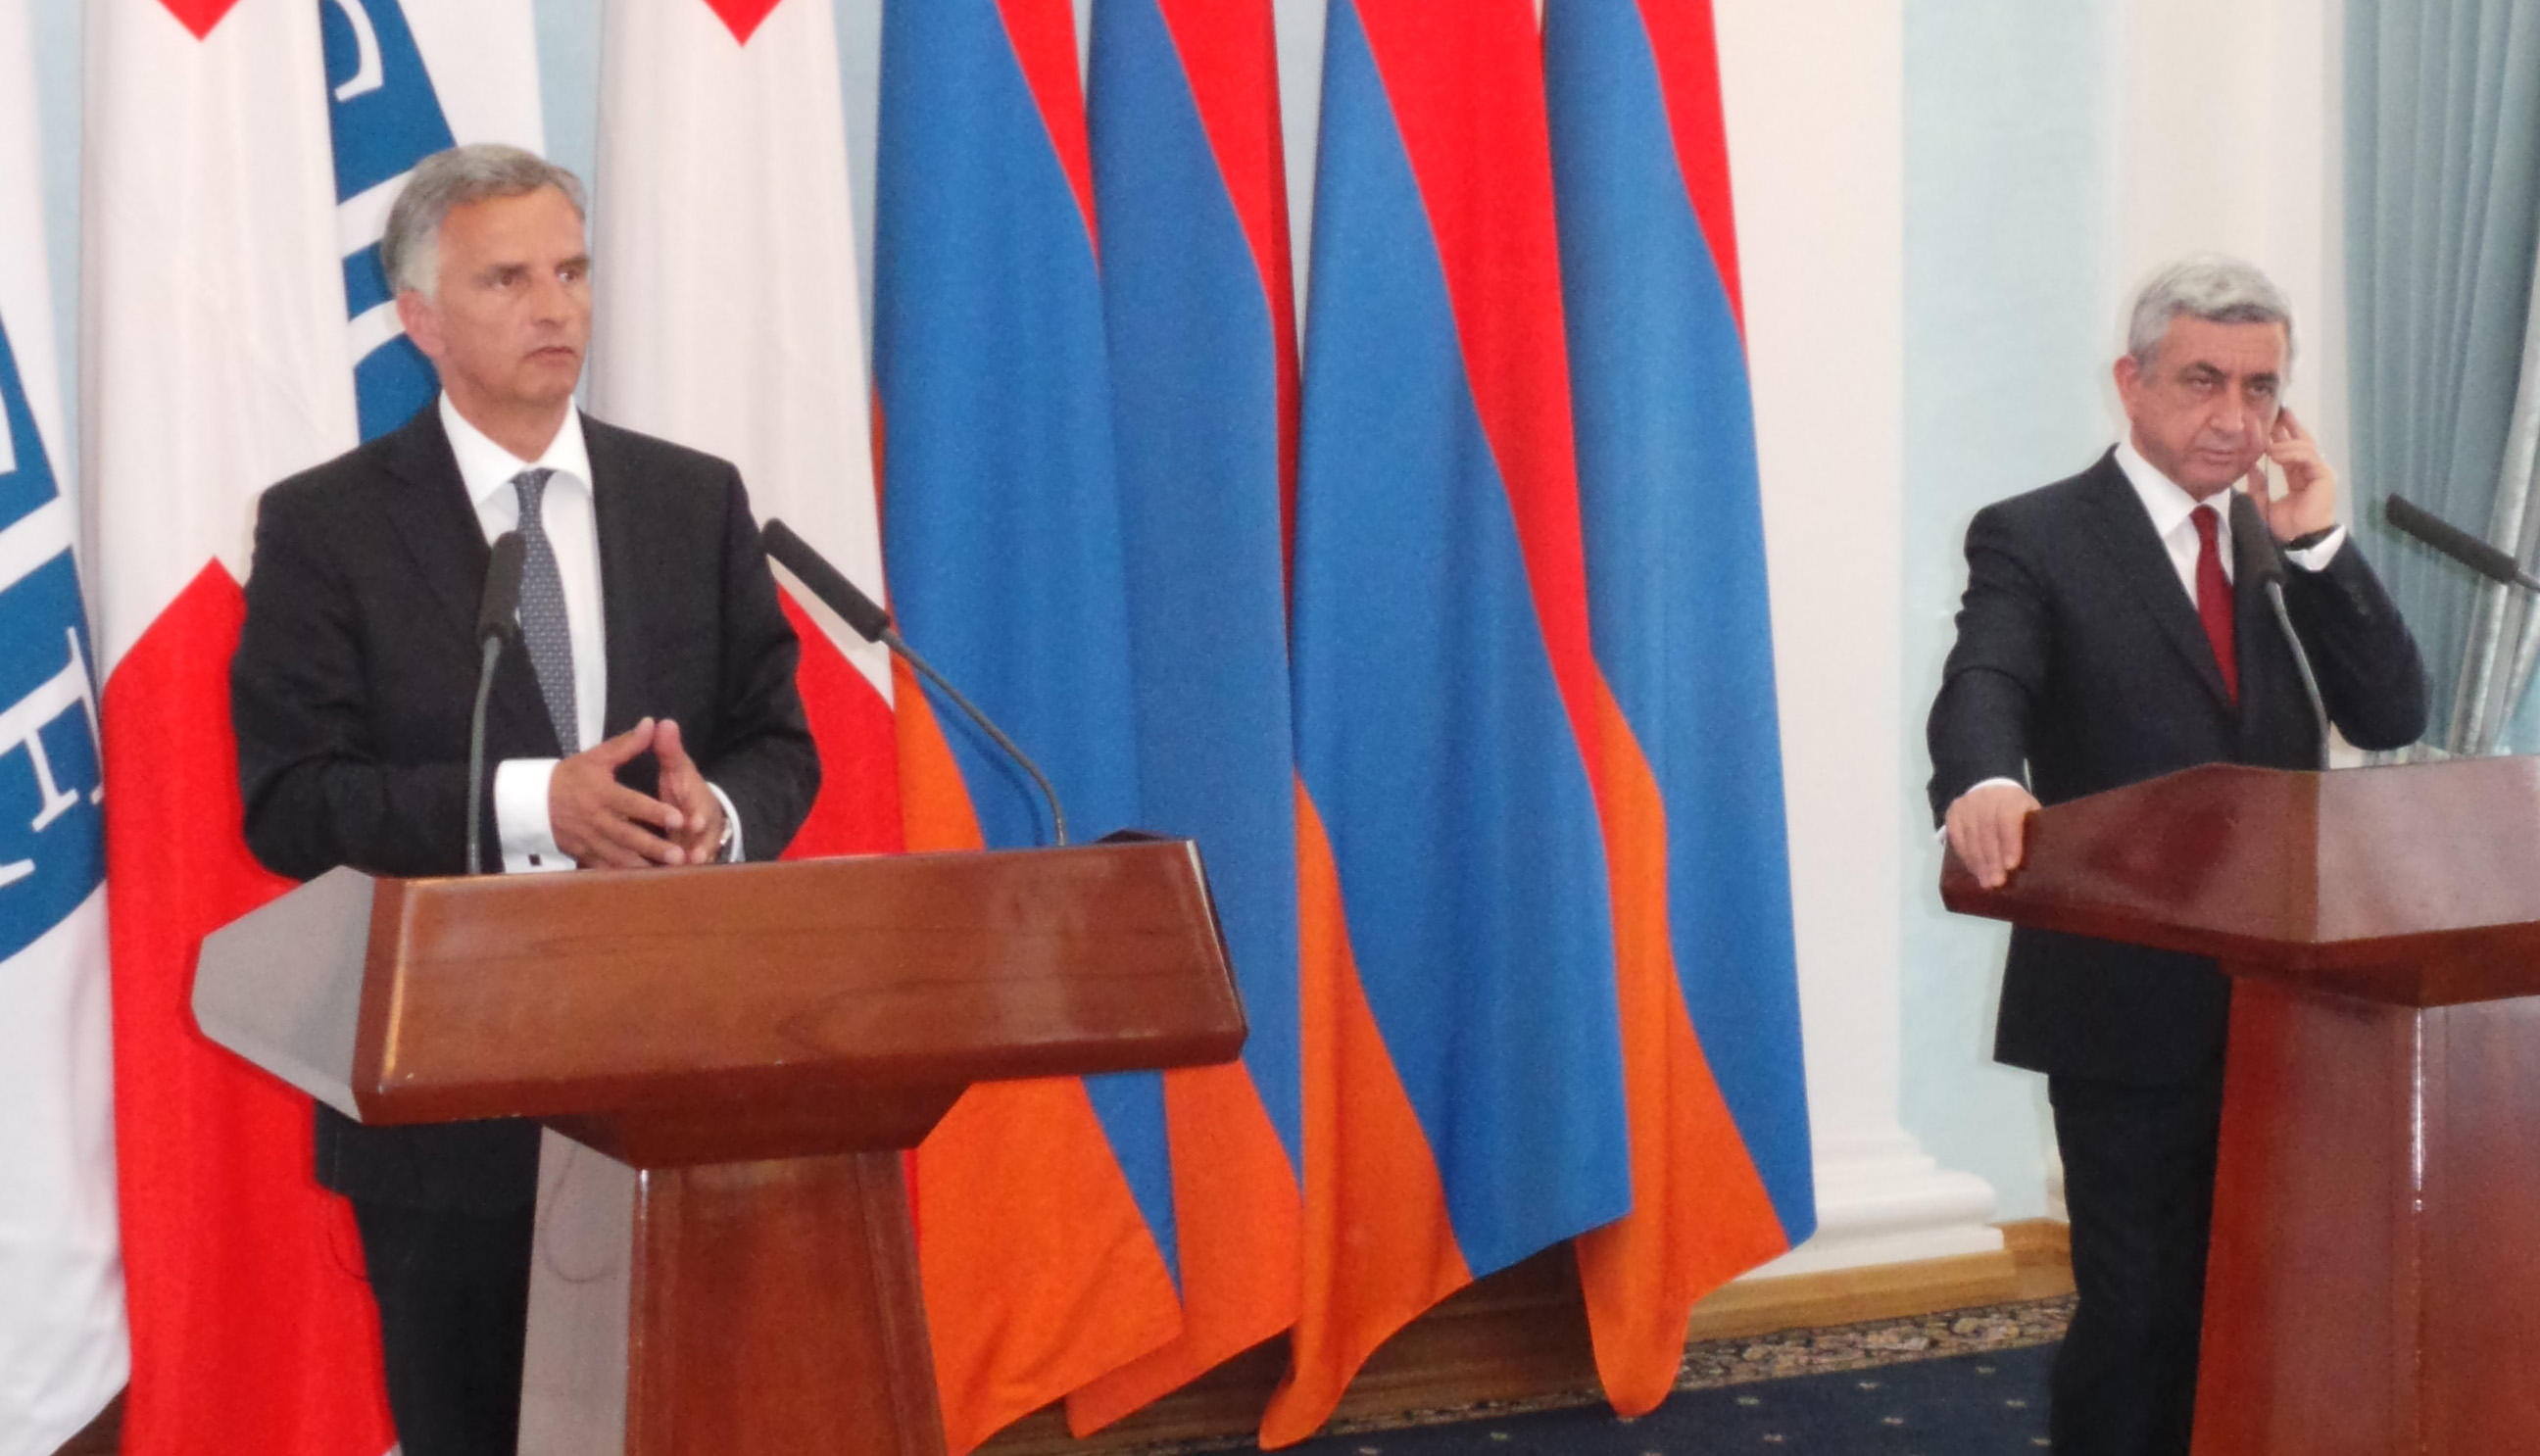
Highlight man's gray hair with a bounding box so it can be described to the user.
[2125,254,2295,372]
[380,144,587,300]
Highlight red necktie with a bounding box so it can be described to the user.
[2192,504,2237,704]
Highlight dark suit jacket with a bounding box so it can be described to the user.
[1927,450,2425,1086]
[231,404,821,1210]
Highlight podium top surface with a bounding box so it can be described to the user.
[195,840,1245,1157]
[1940,757,2540,1005]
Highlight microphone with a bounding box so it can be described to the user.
[2230,492,2329,770]
[760,518,1070,847]
[467,532,525,876]
[2384,494,2540,592]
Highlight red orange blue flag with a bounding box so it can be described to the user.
[1268,0,1634,1440]
[1547,0,1816,1415]
[1073,0,1305,1431]
[872,1,1184,1447]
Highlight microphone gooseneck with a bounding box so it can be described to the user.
[467,532,526,876]
[760,518,1071,847]
[2230,492,2330,771]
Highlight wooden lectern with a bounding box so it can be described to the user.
[1941,757,2540,1455]
[192,841,1245,1456]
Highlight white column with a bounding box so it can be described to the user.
[1716,0,2004,1276]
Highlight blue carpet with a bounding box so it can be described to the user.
[1275,1342,2057,1455]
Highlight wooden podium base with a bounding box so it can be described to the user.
[518,1133,948,1456]
[2194,981,2540,1453]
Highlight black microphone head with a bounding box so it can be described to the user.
[2384,493,2529,589]
[762,518,894,642]
[477,531,525,646]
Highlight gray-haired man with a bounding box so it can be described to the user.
[230,145,820,1454]
[1927,256,2426,1455]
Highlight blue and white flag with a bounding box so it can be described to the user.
[0,4,122,1453]
[320,0,543,440]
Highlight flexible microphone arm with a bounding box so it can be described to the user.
[2230,493,2330,771]
[760,519,1070,848]
[2385,494,2540,593]
[467,532,526,876]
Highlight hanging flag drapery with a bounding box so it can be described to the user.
[1267,0,1635,1440]
[587,0,902,861]
[0,3,122,1450]
[88,1,379,1452]
[93,3,544,1450]
[1073,0,1304,1432]
[873,1,1184,1448]
[1546,0,1814,1417]
[321,0,544,439]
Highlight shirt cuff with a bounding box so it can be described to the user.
[708,782,743,863]
[494,758,573,873]
[2283,524,2347,571]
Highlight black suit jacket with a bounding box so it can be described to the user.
[1927,450,2425,1085]
[231,404,820,1210]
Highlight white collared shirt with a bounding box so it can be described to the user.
[2112,440,2347,605]
[441,394,606,871]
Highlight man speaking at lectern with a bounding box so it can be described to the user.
[1928,256,2425,1456]
[230,145,819,1456]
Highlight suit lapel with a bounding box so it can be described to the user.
[375,407,562,756]
[2077,454,2237,713]
[585,413,650,741]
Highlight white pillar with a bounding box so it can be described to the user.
[1717,0,2003,1275]
[2113,0,2346,481]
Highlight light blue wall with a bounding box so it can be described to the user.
[29,0,79,478]
[1900,1,2117,1219]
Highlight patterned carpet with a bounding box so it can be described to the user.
[1128,1295,2075,1454]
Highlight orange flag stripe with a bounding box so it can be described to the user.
[1260,783,1473,1447]
[896,657,1184,1453]
[1574,682,1789,1414]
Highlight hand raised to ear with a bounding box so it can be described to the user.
[2259,407,2337,542]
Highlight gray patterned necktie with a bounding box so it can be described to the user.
[511,467,580,754]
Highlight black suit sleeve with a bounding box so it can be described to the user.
[1927,502,2049,823]
[2279,539,2427,752]
[694,465,819,861]
[233,484,482,880]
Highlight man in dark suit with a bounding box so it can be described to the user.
[230,144,819,1456]
[1928,256,2425,1456]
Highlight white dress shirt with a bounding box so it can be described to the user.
[441,396,742,870]
[442,395,605,872]
[2112,440,2347,598]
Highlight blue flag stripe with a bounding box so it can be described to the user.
[1293,0,1630,1277]
[1547,0,1814,1238]
[877,0,1179,1277]
[1092,0,1304,1169]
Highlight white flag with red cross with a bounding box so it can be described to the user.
[87,2,539,1450]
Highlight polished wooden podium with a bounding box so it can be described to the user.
[192,841,1245,1456]
[1942,757,2540,1455]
